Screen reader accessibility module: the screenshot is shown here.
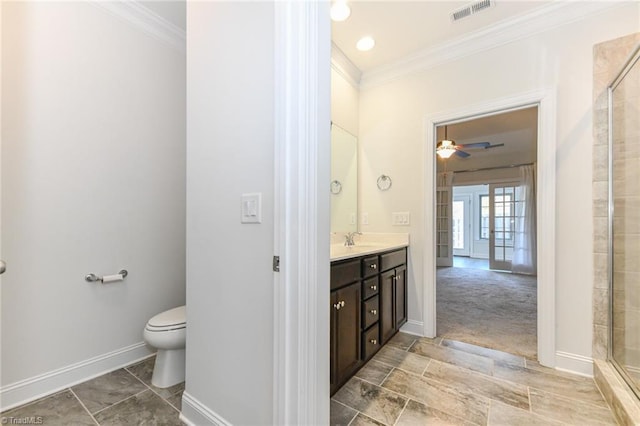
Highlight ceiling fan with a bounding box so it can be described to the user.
[436,126,504,159]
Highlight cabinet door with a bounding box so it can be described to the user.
[380,269,395,344]
[330,291,337,389]
[334,282,361,388]
[394,265,407,329]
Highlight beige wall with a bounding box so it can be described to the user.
[358,4,639,366]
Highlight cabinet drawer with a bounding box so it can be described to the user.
[363,256,380,278]
[363,296,379,329]
[362,276,379,299]
[331,259,361,290]
[380,249,406,271]
[363,324,380,360]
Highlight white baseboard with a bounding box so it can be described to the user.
[180,391,232,426]
[400,319,424,336]
[0,342,153,411]
[555,351,594,377]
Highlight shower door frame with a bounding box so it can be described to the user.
[607,43,640,400]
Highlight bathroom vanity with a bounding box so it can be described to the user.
[330,244,408,395]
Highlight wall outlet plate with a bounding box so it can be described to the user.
[392,212,410,226]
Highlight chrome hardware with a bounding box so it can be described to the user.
[334,303,341,310]
[369,264,377,269]
[370,309,377,315]
[370,285,377,291]
[85,269,128,283]
[340,300,345,308]
[370,339,377,345]
[344,231,362,247]
[0,260,5,275]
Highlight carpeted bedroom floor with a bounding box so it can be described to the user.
[437,265,537,359]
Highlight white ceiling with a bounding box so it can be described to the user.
[330,2,544,169]
[332,1,552,73]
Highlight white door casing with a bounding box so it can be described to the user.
[424,89,556,367]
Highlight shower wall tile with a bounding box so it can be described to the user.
[594,287,609,327]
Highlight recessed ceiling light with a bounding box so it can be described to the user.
[330,1,351,22]
[356,36,375,52]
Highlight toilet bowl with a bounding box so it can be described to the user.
[143,305,186,388]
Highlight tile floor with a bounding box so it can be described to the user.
[2,335,619,425]
[1,356,183,426]
[331,333,618,425]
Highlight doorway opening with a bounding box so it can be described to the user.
[434,107,539,359]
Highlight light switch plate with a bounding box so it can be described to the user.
[241,193,262,224]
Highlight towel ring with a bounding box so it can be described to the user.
[330,180,342,194]
[377,175,392,191]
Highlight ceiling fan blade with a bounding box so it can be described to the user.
[484,143,505,149]
[459,142,490,149]
[455,150,471,158]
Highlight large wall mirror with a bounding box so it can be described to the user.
[330,123,358,233]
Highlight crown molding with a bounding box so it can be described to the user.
[91,1,185,54]
[360,1,626,89]
[331,42,362,88]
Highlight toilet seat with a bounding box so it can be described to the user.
[145,306,186,332]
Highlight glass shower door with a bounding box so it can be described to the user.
[609,44,640,398]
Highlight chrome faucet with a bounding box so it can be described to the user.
[344,231,362,247]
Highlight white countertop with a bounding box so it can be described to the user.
[330,233,409,261]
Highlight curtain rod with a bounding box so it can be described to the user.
[448,162,535,174]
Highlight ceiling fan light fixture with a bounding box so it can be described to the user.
[330,1,351,22]
[436,139,457,159]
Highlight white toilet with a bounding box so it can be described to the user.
[143,305,186,388]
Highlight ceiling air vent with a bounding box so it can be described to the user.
[451,0,494,22]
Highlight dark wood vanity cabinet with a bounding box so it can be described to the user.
[330,247,407,395]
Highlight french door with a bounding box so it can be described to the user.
[489,183,518,271]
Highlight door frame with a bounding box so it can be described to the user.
[423,89,557,367]
[273,1,331,424]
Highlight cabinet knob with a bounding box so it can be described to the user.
[370,339,377,345]
[370,285,377,291]
[369,264,377,269]
[333,303,341,310]
[340,300,345,307]
[370,309,377,315]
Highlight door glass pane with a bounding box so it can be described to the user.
[452,200,464,250]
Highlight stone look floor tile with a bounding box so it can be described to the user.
[424,359,530,410]
[165,389,184,411]
[71,368,148,414]
[350,413,386,426]
[529,387,618,425]
[1,390,96,426]
[382,368,490,425]
[125,356,185,399]
[386,332,422,350]
[488,400,564,425]
[372,345,431,375]
[355,360,394,385]
[330,399,357,426]
[333,377,407,425]
[93,389,180,426]
[441,339,526,367]
[409,339,494,375]
[493,361,608,407]
[395,399,475,426]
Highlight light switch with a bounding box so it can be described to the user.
[241,193,262,224]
